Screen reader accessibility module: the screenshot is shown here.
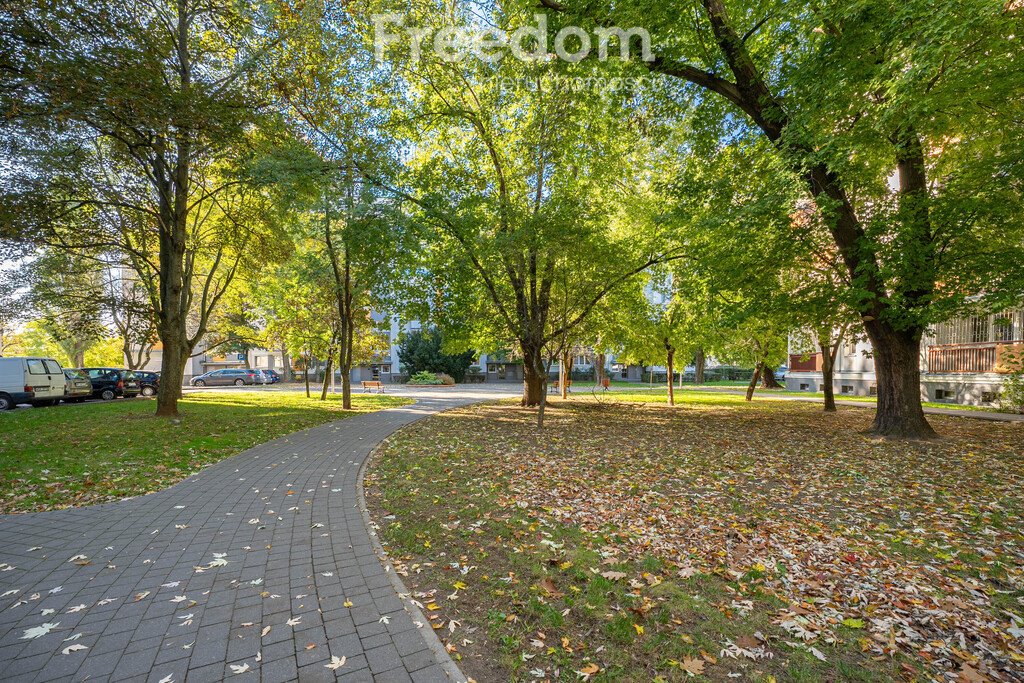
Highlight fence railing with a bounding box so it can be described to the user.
[926,342,1023,374]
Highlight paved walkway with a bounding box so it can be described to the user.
[0,397,484,683]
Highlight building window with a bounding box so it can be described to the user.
[255,356,268,368]
[981,391,997,404]
[799,383,810,391]
[970,316,989,343]
[934,388,952,401]
[841,385,854,394]
[382,364,391,374]
[844,340,857,357]
[869,386,877,396]
[994,316,1015,342]
[818,384,825,392]
[487,363,496,373]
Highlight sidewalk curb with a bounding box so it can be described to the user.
[355,401,469,683]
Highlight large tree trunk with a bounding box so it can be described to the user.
[280,346,290,381]
[595,352,606,386]
[759,361,782,389]
[694,347,705,385]
[745,365,761,402]
[156,330,186,416]
[154,220,187,416]
[865,323,934,438]
[521,343,545,407]
[665,343,675,406]
[819,348,835,411]
[818,336,837,413]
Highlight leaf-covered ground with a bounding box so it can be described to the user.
[365,394,1024,682]
[0,391,410,513]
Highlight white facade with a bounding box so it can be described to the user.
[785,309,1024,406]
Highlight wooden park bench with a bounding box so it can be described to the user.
[550,379,572,393]
[361,380,385,394]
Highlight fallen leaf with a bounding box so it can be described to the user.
[680,657,705,676]
[21,622,59,639]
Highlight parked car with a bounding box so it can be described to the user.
[62,368,93,403]
[190,368,258,387]
[80,367,141,400]
[250,369,269,385]
[263,369,283,384]
[133,371,160,397]
[0,356,66,409]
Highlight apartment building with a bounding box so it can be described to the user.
[785,308,1024,406]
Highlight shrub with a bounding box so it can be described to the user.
[1000,347,1024,413]
[435,372,455,385]
[408,370,444,385]
[1001,375,1024,413]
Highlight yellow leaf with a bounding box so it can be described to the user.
[633,623,644,636]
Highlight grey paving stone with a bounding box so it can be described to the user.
[0,398,471,682]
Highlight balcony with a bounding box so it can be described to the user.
[788,353,822,372]
[927,342,1024,374]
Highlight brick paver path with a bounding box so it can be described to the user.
[0,398,475,683]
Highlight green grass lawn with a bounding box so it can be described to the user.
[593,384,992,412]
[0,391,410,513]
[366,396,1023,682]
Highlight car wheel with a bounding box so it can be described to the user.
[141,386,155,397]
[234,379,244,386]
[100,388,116,401]
[194,380,206,387]
[0,394,13,411]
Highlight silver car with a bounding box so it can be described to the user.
[190,368,258,387]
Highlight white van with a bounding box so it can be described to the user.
[0,357,67,410]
